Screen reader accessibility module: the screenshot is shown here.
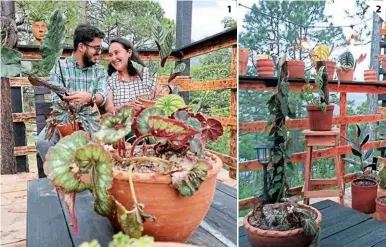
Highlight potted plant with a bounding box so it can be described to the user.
[287,43,306,79]
[239,48,250,75]
[244,57,321,247]
[301,66,336,131]
[376,163,386,222]
[336,51,366,82]
[44,94,225,243]
[364,65,377,82]
[310,45,336,81]
[343,124,379,214]
[255,54,275,77]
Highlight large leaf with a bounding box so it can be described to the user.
[132,107,166,137]
[155,94,186,116]
[151,20,167,51]
[148,116,199,149]
[28,74,67,99]
[74,144,113,216]
[312,45,329,62]
[35,9,65,76]
[171,162,208,196]
[168,63,186,83]
[115,200,143,238]
[44,131,92,193]
[75,104,100,133]
[160,30,173,67]
[339,51,355,69]
[194,113,223,142]
[0,47,25,77]
[57,188,79,236]
[94,106,134,144]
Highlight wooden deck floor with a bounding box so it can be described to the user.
[1,169,236,247]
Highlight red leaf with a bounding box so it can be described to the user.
[357,53,367,64]
[148,116,199,149]
[194,113,223,142]
[57,187,79,236]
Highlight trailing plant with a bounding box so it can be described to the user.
[337,50,366,71]
[343,124,378,180]
[79,232,154,247]
[44,94,224,238]
[379,163,386,189]
[300,66,338,113]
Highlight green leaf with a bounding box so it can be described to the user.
[361,134,369,147]
[273,174,282,182]
[74,144,113,216]
[286,161,295,171]
[364,148,373,161]
[276,166,283,173]
[266,116,275,128]
[44,131,92,193]
[187,117,201,131]
[155,94,186,116]
[94,106,134,144]
[115,200,144,238]
[272,152,282,164]
[342,158,361,167]
[0,47,25,77]
[171,162,208,196]
[134,107,166,136]
[351,147,362,158]
[131,60,144,73]
[268,182,282,196]
[160,30,173,67]
[74,104,100,133]
[36,9,65,76]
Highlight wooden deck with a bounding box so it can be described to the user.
[239,199,386,247]
[26,178,237,247]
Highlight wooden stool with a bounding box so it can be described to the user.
[302,129,345,205]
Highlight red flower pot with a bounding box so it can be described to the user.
[326,61,336,81]
[287,60,305,79]
[337,69,354,82]
[351,178,378,214]
[239,48,250,75]
[376,196,386,222]
[364,70,377,82]
[306,105,334,131]
[256,59,275,77]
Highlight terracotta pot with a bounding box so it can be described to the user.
[287,60,305,79]
[56,121,80,138]
[337,69,354,82]
[108,151,223,242]
[154,243,198,247]
[243,204,322,247]
[364,70,377,82]
[381,28,386,36]
[256,59,275,77]
[326,61,336,81]
[306,105,334,131]
[239,48,250,75]
[376,196,386,222]
[351,178,378,214]
[138,95,156,108]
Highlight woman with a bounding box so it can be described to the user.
[104,38,157,112]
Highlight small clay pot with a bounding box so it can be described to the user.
[256,59,275,77]
[306,105,334,131]
[108,151,223,242]
[351,178,378,214]
[326,61,336,81]
[56,121,80,138]
[376,196,386,222]
[243,204,322,247]
[364,70,377,82]
[287,60,305,79]
[137,95,156,108]
[337,69,354,82]
[239,48,250,75]
[381,28,386,36]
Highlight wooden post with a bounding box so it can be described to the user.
[1,78,17,174]
[340,92,347,177]
[229,45,237,179]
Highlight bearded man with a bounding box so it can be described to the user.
[36,24,108,162]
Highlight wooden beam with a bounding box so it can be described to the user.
[173,78,236,92]
[12,112,36,122]
[239,140,386,172]
[211,116,236,128]
[10,77,48,87]
[207,150,236,168]
[14,146,36,156]
[239,114,385,133]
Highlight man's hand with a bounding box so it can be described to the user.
[63,91,92,103]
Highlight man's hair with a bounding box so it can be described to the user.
[73,24,105,51]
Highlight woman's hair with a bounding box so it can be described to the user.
[107,38,146,76]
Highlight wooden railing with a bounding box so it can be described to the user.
[8,27,237,178]
[238,75,386,210]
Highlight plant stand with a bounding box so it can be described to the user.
[302,129,345,205]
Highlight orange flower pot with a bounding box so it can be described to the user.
[376,196,386,222]
[287,60,305,79]
[239,48,250,75]
[326,61,336,81]
[337,69,354,82]
[364,70,377,82]
[243,204,322,247]
[256,59,275,77]
[306,105,334,131]
[138,95,156,108]
[56,121,80,138]
[351,178,378,214]
[108,151,223,242]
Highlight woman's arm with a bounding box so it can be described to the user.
[104,91,116,113]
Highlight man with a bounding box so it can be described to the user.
[36,24,108,162]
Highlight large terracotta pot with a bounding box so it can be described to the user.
[351,178,378,214]
[326,61,336,81]
[138,95,156,108]
[337,69,354,82]
[287,60,305,79]
[56,121,80,138]
[306,105,334,131]
[239,48,250,75]
[256,59,275,77]
[376,196,386,222]
[243,204,322,247]
[364,70,377,82]
[108,151,223,242]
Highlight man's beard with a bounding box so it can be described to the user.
[82,52,96,67]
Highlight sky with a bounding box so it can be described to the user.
[157,0,237,42]
[237,0,381,106]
